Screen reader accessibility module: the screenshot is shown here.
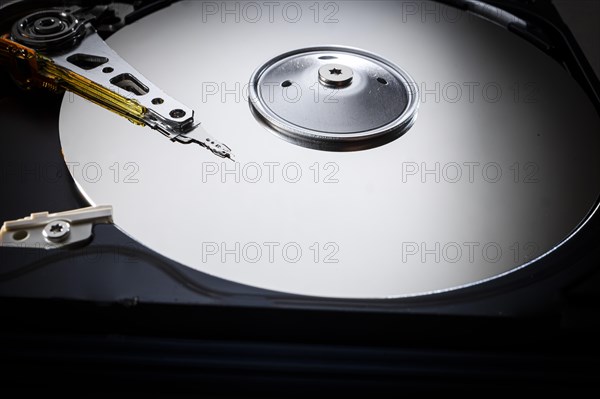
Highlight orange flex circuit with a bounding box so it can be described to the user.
[0,34,146,125]
[0,34,59,91]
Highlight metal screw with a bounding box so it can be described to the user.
[170,109,186,119]
[43,220,71,242]
[318,63,354,87]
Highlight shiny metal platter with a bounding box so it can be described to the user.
[59,0,600,298]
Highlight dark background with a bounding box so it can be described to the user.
[555,0,600,77]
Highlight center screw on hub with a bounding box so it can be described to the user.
[318,63,353,87]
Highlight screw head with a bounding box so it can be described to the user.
[169,109,186,119]
[43,220,71,242]
[318,63,354,87]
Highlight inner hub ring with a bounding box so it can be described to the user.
[249,46,419,151]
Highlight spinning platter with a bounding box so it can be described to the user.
[50,1,600,298]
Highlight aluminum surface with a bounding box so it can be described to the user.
[59,1,600,298]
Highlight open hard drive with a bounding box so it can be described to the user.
[1,0,600,394]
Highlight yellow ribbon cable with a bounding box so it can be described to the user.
[0,35,146,126]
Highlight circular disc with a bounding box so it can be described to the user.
[59,1,600,298]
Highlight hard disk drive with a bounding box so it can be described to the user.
[1,0,600,394]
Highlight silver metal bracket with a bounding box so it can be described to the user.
[0,205,113,249]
